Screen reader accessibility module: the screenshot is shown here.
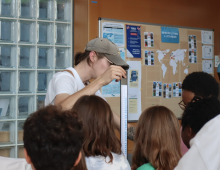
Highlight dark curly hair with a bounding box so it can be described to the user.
[182,96,220,134]
[23,105,84,170]
[182,72,219,98]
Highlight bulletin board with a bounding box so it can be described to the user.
[99,18,214,119]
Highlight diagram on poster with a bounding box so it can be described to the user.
[163,84,172,98]
[129,70,139,88]
[145,51,154,65]
[153,82,162,97]
[188,35,197,63]
[102,22,125,47]
[173,82,182,97]
[202,45,213,59]
[144,32,154,47]
[202,31,213,45]
[202,60,213,74]
[170,49,187,75]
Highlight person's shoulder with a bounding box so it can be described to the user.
[111,153,131,169]
[137,163,155,170]
[0,157,32,170]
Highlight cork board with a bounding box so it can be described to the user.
[101,19,214,118]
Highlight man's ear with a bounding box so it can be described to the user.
[74,152,82,166]
[89,51,97,63]
[188,126,196,138]
[24,149,32,164]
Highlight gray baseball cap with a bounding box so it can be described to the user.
[85,38,129,70]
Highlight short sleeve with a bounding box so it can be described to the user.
[54,75,77,96]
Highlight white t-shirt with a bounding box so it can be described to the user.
[0,157,32,170]
[45,67,105,106]
[85,152,131,170]
[0,152,131,170]
[174,114,220,170]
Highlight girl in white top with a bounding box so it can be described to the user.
[72,95,131,170]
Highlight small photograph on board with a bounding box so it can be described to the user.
[153,82,162,97]
[188,35,197,50]
[144,39,148,47]
[173,82,182,97]
[163,83,172,98]
[145,51,154,66]
[144,32,154,47]
[129,70,139,88]
[189,49,197,63]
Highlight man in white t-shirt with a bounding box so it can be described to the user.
[175,97,220,170]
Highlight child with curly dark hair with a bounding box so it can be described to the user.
[175,97,220,170]
[0,105,84,170]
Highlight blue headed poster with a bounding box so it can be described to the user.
[126,25,141,58]
[161,27,179,43]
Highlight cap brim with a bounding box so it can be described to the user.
[105,53,130,70]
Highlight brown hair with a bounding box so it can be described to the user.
[74,51,105,66]
[72,95,122,163]
[132,106,182,170]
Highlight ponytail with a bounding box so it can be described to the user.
[74,51,90,66]
[74,51,106,66]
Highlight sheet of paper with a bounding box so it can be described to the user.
[163,84,172,98]
[102,22,125,47]
[201,31,213,45]
[128,97,138,114]
[202,45,213,59]
[101,79,120,97]
[145,51,154,66]
[127,61,142,120]
[202,60,213,74]
[153,82,162,97]
[215,56,220,67]
[144,32,154,47]
[173,82,182,97]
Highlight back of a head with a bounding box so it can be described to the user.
[182,96,220,134]
[72,95,121,162]
[23,105,84,170]
[132,106,181,170]
[182,72,219,98]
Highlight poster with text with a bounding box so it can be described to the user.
[201,31,213,45]
[145,51,154,66]
[126,25,141,58]
[202,45,213,59]
[127,61,142,121]
[102,22,125,47]
[202,60,213,74]
[161,27,179,43]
